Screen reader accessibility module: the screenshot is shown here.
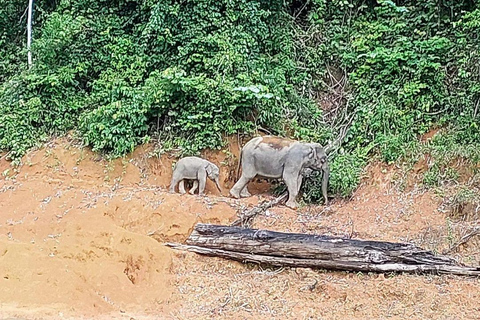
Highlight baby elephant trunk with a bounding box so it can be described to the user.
[214,177,222,193]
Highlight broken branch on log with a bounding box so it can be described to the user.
[166,223,480,276]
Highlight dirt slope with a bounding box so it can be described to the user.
[0,138,479,320]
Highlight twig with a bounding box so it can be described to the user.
[257,127,272,135]
[0,151,12,161]
[326,65,345,89]
[329,94,351,129]
[443,228,480,254]
[325,111,355,156]
[348,217,355,239]
[425,107,449,116]
[19,5,29,23]
[231,192,288,227]
[293,0,310,19]
[473,98,479,118]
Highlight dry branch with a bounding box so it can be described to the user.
[443,227,480,254]
[166,224,480,276]
[231,192,288,227]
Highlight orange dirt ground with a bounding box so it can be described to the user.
[0,137,479,320]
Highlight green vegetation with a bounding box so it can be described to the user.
[1,0,480,201]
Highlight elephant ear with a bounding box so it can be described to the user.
[307,145,317,160]
[315,145,327,163]
[205,163,213,175]
[307,144,327,168]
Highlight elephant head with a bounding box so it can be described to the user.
[206,162,222,192]
[305,143,329,205]
[305,143,327,169]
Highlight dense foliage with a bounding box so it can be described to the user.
[1,0,480,201]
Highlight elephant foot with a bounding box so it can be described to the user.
[240,189,251,198]
[285,200,298,209]
[229,189,241,199]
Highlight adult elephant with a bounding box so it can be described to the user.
[229,136,329,209]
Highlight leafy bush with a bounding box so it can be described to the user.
[79,99,149,156]
[0,71,85,162]
[295,0,480,197]
[419,128,480,187]
[140,68,268,154]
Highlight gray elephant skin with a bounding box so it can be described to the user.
[229,136,329,209]
[169,156,222,195]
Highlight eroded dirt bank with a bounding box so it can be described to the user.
[1,138,479,319]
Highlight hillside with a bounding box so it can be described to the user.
[1,1,480,318]
[1,1,480,199]
[1,137,479,319]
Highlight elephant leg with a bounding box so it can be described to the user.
[169,173,181,193]
[322,164,330,205]
[297,174,303,193]
[284,172,300,209]
[198,170,207,196]
[189,180,198,195]
[230,161,256,198]
[230,174,253,198]
[178,180,187,194]
[240,186,251,197]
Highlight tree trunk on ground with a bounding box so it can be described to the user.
[166,223,480,276]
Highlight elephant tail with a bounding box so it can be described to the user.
[236,148,243,180]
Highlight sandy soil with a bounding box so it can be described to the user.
[1,137,479,320]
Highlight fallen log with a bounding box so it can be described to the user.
[166,223,480,276]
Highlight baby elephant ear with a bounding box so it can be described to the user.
[205,163,213,175]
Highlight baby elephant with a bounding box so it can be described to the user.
[169,156,222,196]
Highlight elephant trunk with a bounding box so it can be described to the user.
[214,177,222,193]
[321,162,329,205]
